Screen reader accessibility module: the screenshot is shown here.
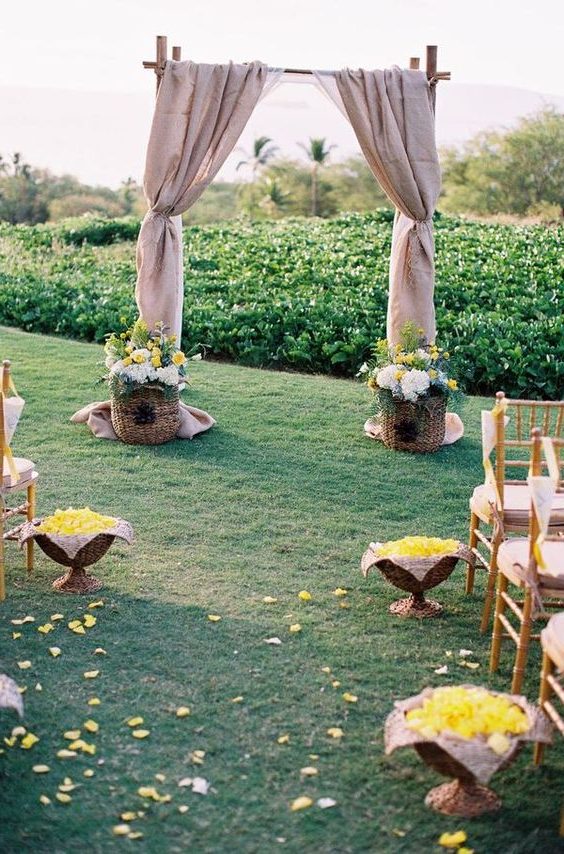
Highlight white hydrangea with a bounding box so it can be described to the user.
[400,369,430,402]
[155,365,180,386]
[415,348,432,365]
[376,364,400,391]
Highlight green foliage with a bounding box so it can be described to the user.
[441,107,564,216]
[0,213,561,399]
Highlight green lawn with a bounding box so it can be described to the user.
[1,326,562,854]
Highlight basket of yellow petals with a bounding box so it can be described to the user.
[361,536,472,618]
[104,319,190,445]
[385,685,552,817]
[19,508,134,594]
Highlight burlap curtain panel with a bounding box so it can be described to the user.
[315,68,441,344]
[136,61,271,339]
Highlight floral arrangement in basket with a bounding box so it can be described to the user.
[358,322,462,452]
[104,318,195,400]
[385,684,552,816]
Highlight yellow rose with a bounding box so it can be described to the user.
[123,357,132,367]
[172,352,186,366]
[447,379,458,390]
[132,353,145,364]
[151,356,161,368]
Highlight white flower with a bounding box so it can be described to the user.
[105,355,116,369]
[357,362,369,376]
[400,369,430,402]
[155,365,180,386]
[415,348,432,365]
[110,359,125,375]
[376,364,400,391]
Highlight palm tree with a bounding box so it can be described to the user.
[298,138,336,216]
[236,136,278,181]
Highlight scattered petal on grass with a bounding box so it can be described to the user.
[58,784,76,793]
[94,648,106,655]
[262,596,278,604]
[331,680,341,688]
[326,727,344,739]
[64,730,81,740]
[300,767,318,777]
[113,824,131,836]
[57,749,77,759]
[137,786,161,801]
[20,733,39,749]
[132,729,150,739]
[88,698,101,706]
[392,829,406,837]
[12,632,21,639]
[33,765,50,774]
[17,661,32,670]
[128,832,144,841]
[4,736,16,747]
[35,683,42,692]
[333,588,348,597]
[289,624,302,633]
[277,734,290,744]
[12,726,26,737]
[342,693,358,703]
[127,717,144,727]
[83,671,99,679]
[487,733,511,755]
[11,616,34,625]
[297,591,312,602]
[68,619,82,629]
[264,637,282,645]
[321,667,332,674]
[458,848,474,854]
[439,831,468,848]
[72,626,86,635]
[38,623,54,634]
[56,792,72,804]
[155,773,166,783]
[49,647,61,658]
[83,614,97,628]
[290,796,313,811]
[88,601,104,609]
[445,650,453,657]
[231,696,244,703]
[459,649,473,658]
[84,720,99,733]
[176,707,190,718]
[39,794,51,805]
[178,805,189,814]
[309,754,319,760]
[51,614,64,622]
[121,812,138,821]
[192,777,210,795]
[434,665,448,675]
[339,602,349,609]
[207,615,221,622]
[317,798,337,809]
[83,769,95,778]
[178,778,192,788]
[190,749,205,765]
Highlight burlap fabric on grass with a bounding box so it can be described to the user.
[0,674,24,716]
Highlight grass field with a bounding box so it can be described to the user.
[1,326,563,853]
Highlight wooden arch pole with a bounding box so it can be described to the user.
[143,37,451,85]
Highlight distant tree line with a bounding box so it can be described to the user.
[0,108,561,225]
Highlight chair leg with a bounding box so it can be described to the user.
[534,651,553,765]
[0,509,5,601]
[26,482,35,573]
[490,571,508,673]
[465,511,479,594]
[511,589,533,694]
[480,534,501,633]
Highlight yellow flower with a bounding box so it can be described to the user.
[342,692,358,703]
[406,686,529,740]
[289,624,302,633]
[428,369,438,380]
[376,536,459,558]
[447,379,458,390]
[123,356,133,367]
[132,353,145,364]
[20,732,39,749]
[443,351,450,359]
[37,507,116,536]
[394,370,405,381]
[439,830,467,848]
[151,356,161,368]
[290,796,313,811]
[172,351,186,366]
[333,587,348,597]
[326,727,344,739]
[298,590,312,602]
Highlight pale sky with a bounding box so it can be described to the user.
[3,0,563,95]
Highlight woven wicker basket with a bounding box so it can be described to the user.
[380,396,447,453]
[111,385,180,445]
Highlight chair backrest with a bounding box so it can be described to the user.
[0,360,9,469]
[493,391,563,504]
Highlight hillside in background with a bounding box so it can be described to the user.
[2,82,563,188]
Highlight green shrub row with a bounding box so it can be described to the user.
[0,212,561,398]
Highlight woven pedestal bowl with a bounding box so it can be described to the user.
[384,686,552,817]
[361,543,473,618]
[19,519,133,594]
[380,396,447,453]
[111,385,180,445]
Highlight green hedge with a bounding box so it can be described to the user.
[0,212,561,398]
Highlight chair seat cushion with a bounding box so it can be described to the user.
[470,482,564,527]
[2,457,36,489]
[541,612,564,673]
[497,538,564,590]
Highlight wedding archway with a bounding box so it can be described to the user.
[138,37,450,347]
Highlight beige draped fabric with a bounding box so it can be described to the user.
[136,60,271,340]
[314,68,441,344]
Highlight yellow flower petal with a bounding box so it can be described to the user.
[83,769,95,778]
[290,796,313,811]
[71,626,86,635]
[83,670,99,679]
[20,733,39,749]
[300,766,318,776]
[326,727,344,739]
[289,624,302,633]
[49,647,61,657]
[68,620,82,629]
[231,696,243,703]
[277,734,290,744]
[178,805,189,814]
[487,733,511,755]
[93,648,106,655]
[87,697,101,706]
[297,591,312,602]
[128,832,144,841]
[176,707,191,718]
[439,831,467,848]
[321,666,332,674]
[342,692,358,703]
[333,588,348,597]
[17,661,32,670]
[38,623,55,634]
[64,730,81,740]
[207,614,221,622]
[155,773,166,783]
[56,792,72,804]
[57,749,78,759]
[83,614,96,628]
[127,717,144,727]
[131,729,150,739]
[120,811,137,821]
[51,614,64,622]
[332,680,341,688]
[32,764,50,773]
[12,632,21,639]
[83,719,99,733]
[88,600,104,609]
[39,794,51,805]
[113,824,131,836]
[262,596,278,604]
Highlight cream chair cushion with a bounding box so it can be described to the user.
[2,457,36,490]
[497,538,564,590]
[541,611,564,673]
[470,483,564,527]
